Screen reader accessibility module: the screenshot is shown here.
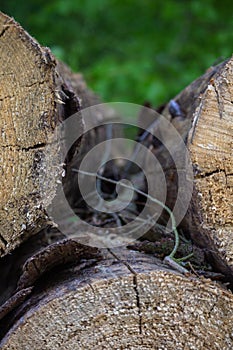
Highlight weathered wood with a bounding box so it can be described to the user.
[0,12,100,256]
[150,57,233,281]
[0,248,232,349]
[186,59,233,274]
[0,11,233,349]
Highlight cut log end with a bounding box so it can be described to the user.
[0,11,233,349]
[187,60,233,267]
[0,12,97,256]
[156,56,233,278]
[0,250,232,350]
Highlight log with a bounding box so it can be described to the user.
[0,11,233,349]
[147,58,233,283]
[0,247,232,350]
[186,60,233,275]
[0,12,99,256]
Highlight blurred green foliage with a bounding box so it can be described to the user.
[1,0,233,105]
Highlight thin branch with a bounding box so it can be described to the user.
[72,168,180,258]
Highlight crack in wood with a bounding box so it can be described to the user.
[24,81,47,88]
[213,83,224,119]
[0,234,7,247]
[0,24,10,39]
[107,249,143,336]
[207,296,219,317]
[132,274,142,335]
[195,168,226,179]
[190,97,204,144]
[21,143,47,152]
[0,93,15,101]
[0,143,47,151]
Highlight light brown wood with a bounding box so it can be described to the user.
[0,11,233,350]
[151,57,233,281]
[187,59,233,269]
[0,249,232,350]
[0,12,55,255]
[0,12,100,256]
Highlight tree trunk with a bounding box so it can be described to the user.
[0,12,233,349]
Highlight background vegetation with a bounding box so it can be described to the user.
[1,0,232,106]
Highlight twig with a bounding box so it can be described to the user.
[163,256,189,274]
[72,168,180,259]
